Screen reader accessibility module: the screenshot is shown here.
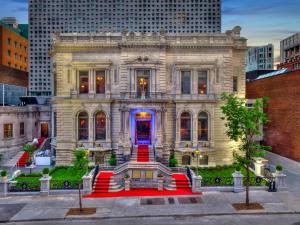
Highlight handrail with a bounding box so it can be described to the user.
[186,167,193,186]
[92,165,99,186]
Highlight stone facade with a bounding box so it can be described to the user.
[0,105,51,163]
[51,27,247,166]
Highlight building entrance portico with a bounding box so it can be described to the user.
[130,109,155,146]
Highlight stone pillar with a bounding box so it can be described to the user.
[40,176,52,197]
[89,69,95,97]
[158,178,164,191]
[125,179,130,191]
[192,175,202,192]
[82,175,92,194]
[192,114,198,147]
[232,172,244,193]
[274,172,287,191]
[89,114,94,143]
[0,178,8,198]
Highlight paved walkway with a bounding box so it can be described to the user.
[1,190,300,223]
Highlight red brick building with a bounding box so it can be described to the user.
[246,69,300,162]
[0,20,28,72]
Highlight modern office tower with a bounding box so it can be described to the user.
[278,32,300,71]
[29,0,221,96]
[246,44,274,72]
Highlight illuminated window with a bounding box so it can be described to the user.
[78,112,89,140]
[79,71,89,94]
[198,112,208,141]
[198,71,208,95]
[181,71,191,94]
[95,112,106,140]
[180,112,191,141]
[137,70,150,97]
[95,71,105,94]
[4,124,13,139]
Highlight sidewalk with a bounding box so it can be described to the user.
[1,190,300,223]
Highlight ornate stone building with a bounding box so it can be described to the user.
[51,27,247,166]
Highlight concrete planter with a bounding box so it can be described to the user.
[0,177,8,183]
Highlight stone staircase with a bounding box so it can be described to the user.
[92,171,124,194]
[131,145,154,162]
[166,174,191,191]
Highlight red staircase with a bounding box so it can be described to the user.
[92,172,114,194]
[137,145,149,162]
[172,174,191,190]
[16,152,30,167]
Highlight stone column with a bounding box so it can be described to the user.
[155,109,162,147]
[40,176,52,197]
[89,69,95,98]
[89,114,94,143]
[0,178,8,198]
[274,172,287,191]
[125,179,130,191]
[175,114,180,147]
[82,175,92,195]
[232,172,244,193]
[192,114,198,147]
[192,175,202,193]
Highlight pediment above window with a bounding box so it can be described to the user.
[125,56,161,65]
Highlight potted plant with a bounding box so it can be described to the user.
[275,165,283,174]
[235,165,242,174]
[108,152,117,166]
[124,173,130,180]
[1,170,8,182]
[169,153,178,167]
[26,159,33,167]
[42,168,50,178]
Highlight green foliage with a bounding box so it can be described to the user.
[108,152,117,166]
[23,144,37,158]
[169,152,178,167]
[73,148,89,174]
[221,93,271,204]
[235,165,241,172]
[124,173,130,179]
[276,164,283,171]
[1,170,7,177]
[42,168,50,175]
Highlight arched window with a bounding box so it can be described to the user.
[78,112,89,140]
[180,112,191,141]
[95,112,106,140]
[198,112,208,141]
[182,155,191,165]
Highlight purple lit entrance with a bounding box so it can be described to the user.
[130,110,155,145]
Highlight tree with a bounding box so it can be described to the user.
[221,93,271,206]
[23,144,37,164]
[108,152,117,166]
[169,152,178,167]
[73,148,89,174]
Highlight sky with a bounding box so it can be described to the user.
[1,0,300,63]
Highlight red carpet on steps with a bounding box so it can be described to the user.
[16,152,30,167]
[92,172,114,194]
[137,145,149,162]
[84,173,201,198]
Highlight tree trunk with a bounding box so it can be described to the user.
[246,164,250,206]
[78,182,82,211]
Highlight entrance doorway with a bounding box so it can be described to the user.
[40,123,49,138]
[135,112,152,145]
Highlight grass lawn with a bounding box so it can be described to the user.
[193,165,267,187]
[14,166,90,190]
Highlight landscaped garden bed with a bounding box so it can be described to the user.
[192,165,267,187]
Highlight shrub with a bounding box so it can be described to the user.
[169,153,178,167]
[42,168,50,175]
[276,165,283,171]
[1,170,7,177]
[108,152,117,166]
[235,165,241,172]
[124,173,130,179]
[73,148,89,173]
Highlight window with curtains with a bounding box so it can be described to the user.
[79,71,89,94]
[198,112,208,141]
[181,71,191,94]
[95,112,106,140]
[180,112,192,141]
[78,112,89,140]
[4,124,13,139]
[96,71,105,94]
[198,71,208,95]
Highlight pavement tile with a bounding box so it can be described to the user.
[0,204,26,222]
[10,208,69,221]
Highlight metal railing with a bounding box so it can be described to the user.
[186,167,193,186]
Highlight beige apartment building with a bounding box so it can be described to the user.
[51,27,247,167]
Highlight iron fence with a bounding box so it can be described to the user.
[50,180,82,190]
[201,176,234,187]
[8,181,40,192]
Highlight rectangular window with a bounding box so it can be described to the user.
[198,71,208,95]
[95,70,106,94]
[233,76,238,92]
[136,69,150,97]
[20,122,25,136]
[4,124,13,139]
[7,38,11,45]
[181,71,191,94]
[79,71,89,94]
